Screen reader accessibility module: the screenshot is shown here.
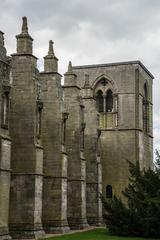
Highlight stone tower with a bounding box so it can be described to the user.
[63,62,88,229]
[40,40,69,233]
[81,74,103,225]
[72,61,153,198]
[9,17,44,238]
[0,31,11,240]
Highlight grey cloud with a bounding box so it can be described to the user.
[0,0,160,151]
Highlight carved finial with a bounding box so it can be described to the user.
[48,40,54,55]
[84,74,90,88]
[67,61,73,73]
[22,16,28,34]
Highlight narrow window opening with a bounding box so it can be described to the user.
[106,89,113,112]
[2,92,9,129]
[96,90,103,113]
[80,105,85,150]
[36,102,43,139]
[62,112,68,144]
[106,185,112,198]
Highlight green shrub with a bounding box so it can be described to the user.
[102,151,160,238]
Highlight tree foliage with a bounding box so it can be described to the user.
[102,151,160,238]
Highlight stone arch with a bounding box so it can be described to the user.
[91,74,118,95]
[93,74,118,129]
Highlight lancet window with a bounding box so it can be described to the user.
[94,77,117,129]
[106,185,112,198]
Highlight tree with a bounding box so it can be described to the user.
[102,156,160,238]
[155,149,160,174]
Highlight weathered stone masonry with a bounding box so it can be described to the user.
[0,17,153,239]
[9,17,44,239]
[40,40,69,233]
[0,31,11,240]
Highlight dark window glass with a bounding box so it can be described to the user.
[96,90,103,113]
[106,185,112,198]
[106,90,113,112]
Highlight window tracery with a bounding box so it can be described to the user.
[94,77,117,129]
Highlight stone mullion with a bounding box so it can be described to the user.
[103,94,106,128]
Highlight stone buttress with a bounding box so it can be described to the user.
[81,74,103,225]
[63,62,88,229]
[0,31,12,240]
[9,17,45,239]
[40,40,70,233]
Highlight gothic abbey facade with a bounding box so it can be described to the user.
[0,17,153,239]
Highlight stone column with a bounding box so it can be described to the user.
[81,75,103,225]
[9,17,44,239]
[63,62,88,229]
[40,40,69,233]
[0,31,12,240]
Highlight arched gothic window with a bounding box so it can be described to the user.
[106,89,113,112]
[106,185,112,198]
[94,78,117,129]
[143,83,148,133]
[96,90,103,113]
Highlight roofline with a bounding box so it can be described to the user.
[72,60,154,79]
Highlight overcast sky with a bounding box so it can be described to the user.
[1,0,160,154]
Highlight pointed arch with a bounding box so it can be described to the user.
[92,74,118,129]
[92,74,118,94]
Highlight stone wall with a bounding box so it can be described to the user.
[73,62,153,198]
[40,41,69,233]
[9,18,44,239]
[81,76,103,225]
[63,63,88,229]
[0,31,11,240]
[0,17,154,240]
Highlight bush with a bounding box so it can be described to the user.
[102,153,160,238]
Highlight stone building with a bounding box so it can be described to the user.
[0,17,153,239]
[0,31,12,240]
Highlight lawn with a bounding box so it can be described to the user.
[44,228,156,240]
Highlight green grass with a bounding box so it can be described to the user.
[44,228,156,240]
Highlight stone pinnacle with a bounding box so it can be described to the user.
[67,61,73,73]
[48,40,54,55]
[22,16,28,34]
